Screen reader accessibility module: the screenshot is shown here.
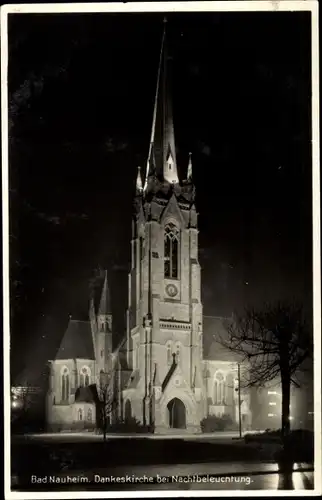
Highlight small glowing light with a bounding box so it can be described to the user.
[289,416,294,420]
[11,401,18,408]
[269,401,277,406]
[268,391,278,395]
[268,413,275,417]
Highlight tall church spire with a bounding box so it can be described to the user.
[144,18,179,192]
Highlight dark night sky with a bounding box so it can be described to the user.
[8,11,312,383]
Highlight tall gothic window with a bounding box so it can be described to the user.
[164,223,179,278]
[80,367,90,387]
[78,408,83,421]
[214,372,226,404]
[61,367,69,402]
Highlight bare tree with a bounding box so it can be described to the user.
[97,366,118,442]
[220,301,313,439]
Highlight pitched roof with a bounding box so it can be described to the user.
[55,320,95,360]
[74,384,98,403]
[203,315,242,362]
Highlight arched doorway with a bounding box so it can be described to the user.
[167,398,186,429]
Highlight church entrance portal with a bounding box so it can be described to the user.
[167,398,186,429]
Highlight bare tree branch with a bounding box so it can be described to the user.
[219,301,313,439]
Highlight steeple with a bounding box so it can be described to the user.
[98,270,111,316]
[144,18,179,192]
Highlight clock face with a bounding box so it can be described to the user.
[166,284,178,298]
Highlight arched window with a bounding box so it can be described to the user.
[214,372,226,405]
[61,367,69,402]
[80,366,90,387]
[166,343,172,365]
[87,408,92,422]
[164,223,179,279]
[78,408,83,421]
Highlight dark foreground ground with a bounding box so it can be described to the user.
[11,433,315,492]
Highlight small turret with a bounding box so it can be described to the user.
[136,166,143,194]
[98,270,112,331]
[96,270,113,374]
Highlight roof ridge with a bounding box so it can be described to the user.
[69,319,90,323]
[203,315,229,320]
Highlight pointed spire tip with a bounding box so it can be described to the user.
[98,270,112,316]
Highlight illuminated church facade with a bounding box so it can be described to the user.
[46,23,252,433]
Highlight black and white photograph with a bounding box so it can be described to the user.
[2,1,320,497]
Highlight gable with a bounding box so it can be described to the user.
[55,320,95,360]
[203,315,241,362]
[161,361,191,393]
[160,193,186,228]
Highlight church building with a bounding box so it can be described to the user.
[46,22,252,434]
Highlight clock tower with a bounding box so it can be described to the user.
[124,20,205,433]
